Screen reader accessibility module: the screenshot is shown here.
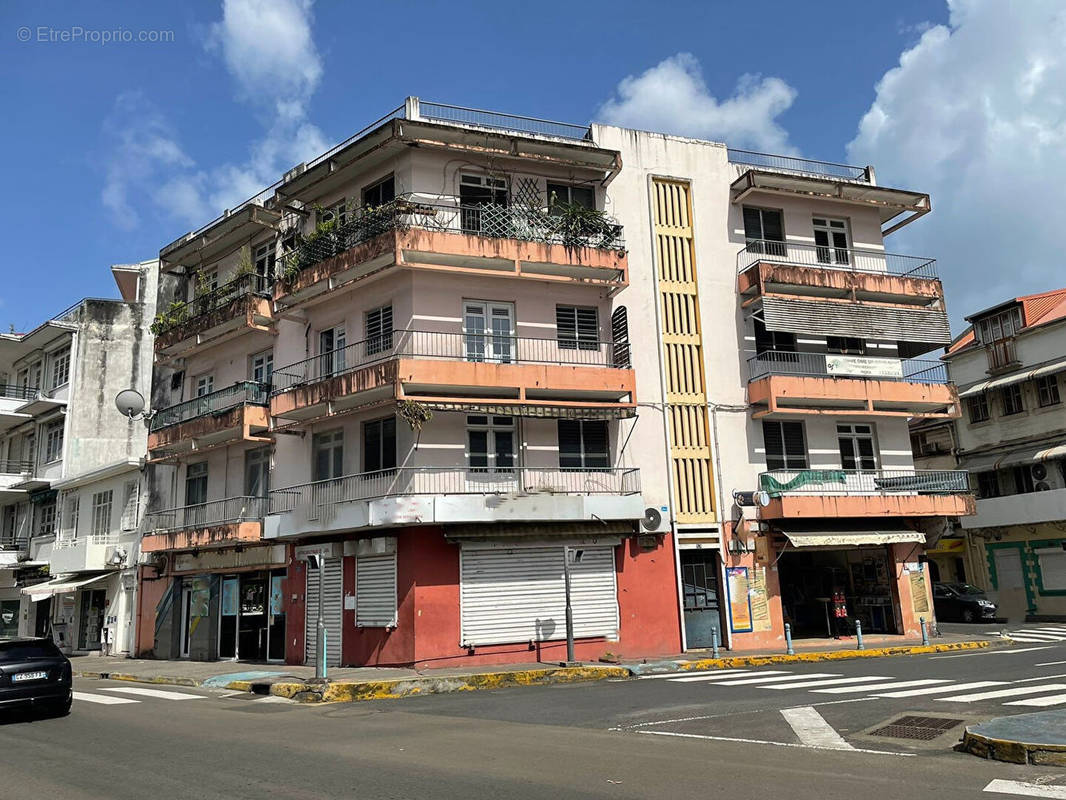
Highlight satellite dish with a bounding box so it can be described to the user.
[115,389,145,418]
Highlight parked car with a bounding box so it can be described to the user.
[0,638,72,716]
[932,582,998,623]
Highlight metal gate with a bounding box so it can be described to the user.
[304,557,343,667]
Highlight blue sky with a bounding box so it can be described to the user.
[3,0,1062,333]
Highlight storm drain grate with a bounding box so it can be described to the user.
[870,716,964,741]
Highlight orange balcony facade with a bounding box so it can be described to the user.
[757,469,975,520]
[270,330,636,423]
[147,382,271,461]
[142,497,267,552]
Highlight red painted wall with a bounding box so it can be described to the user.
[134,565,170,657]
[285,558,306,665]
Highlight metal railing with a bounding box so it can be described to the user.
[728,149,871,181]
[153,273,272,336]
[419,101,592,141]
[269,467,641,515]
[737,239,937,279]
[0,385,39,402]
[758,469,970,497]
[271,330,628,394]
[144,496,268,532]
[150,381,270,432]
[0,459,34,475]
[747,351,948,384]
[0,533,28,551]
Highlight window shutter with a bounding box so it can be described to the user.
[781,422,807,469]
[356,553,397,627]
[762,420,785,470]
[576,307,599,351]
[611,307,630,368]
[381,417,396,471]
[363,420,382,473]
[558,420,582,468]
[582,421,609,468]
[742,207,763,241]
[556,306,577,350]
[120,480,139,531]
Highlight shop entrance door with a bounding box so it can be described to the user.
[680,550,723,649]
[179,583,193,658]
[267,570,286,662]
[78,589,106,650]
[238,573,268,661]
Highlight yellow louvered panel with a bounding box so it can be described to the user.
[653,178,716,523]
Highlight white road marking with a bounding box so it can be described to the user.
[638,669,751,680]
[1004,693,1066,708]
[937,683,1066,702]
[99,686,205,700]
[780,706,854,750]
[72,691,138,705]
[763,676,892,690]
[932,646,1055,658]
[873,681,1006,698]
[670,670,791,683]
[1008,634,1066,642]
[636,729,914,757]
[811,679,950,694]
[715,673,840,686]
[983,779,1066,798]
[1036,661,1066,667]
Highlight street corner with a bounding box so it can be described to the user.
[961,709,1066,766]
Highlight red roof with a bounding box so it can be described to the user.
[948,287,1066,356]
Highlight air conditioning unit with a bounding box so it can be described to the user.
[640,507,670,533]
[1032,463,1049,481]
[1036,482,1052,492]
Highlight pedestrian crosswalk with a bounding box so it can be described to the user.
[73,685,208,706]
[1004,626,1066,643]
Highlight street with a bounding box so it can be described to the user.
[3,627,1066,799]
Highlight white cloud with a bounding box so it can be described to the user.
[847,0,1066,328]
[598,53,798,152]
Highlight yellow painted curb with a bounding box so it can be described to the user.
[675,639,991,672]
[74,671,200,687]
[962,729,1066,766]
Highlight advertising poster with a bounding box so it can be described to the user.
[221,578,239,617]
[726,567,753,633]
[191,577,211,618]
[750,567,772,632]
[910,570,930,615]
[269,576,285,617]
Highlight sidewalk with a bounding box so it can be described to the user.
[962,709,1066,765]
[70,630,1004,703]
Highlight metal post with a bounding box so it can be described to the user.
[855,619,864,650]
[711,627,720,660]
[784,622,795,656]
[920,616,929,646]
[316,558,326,681]
[563,546,575,664]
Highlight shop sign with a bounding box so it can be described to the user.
[726,567,754,633]
[173,545,286,573]
[825,355,903,379]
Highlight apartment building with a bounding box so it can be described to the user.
[938,289,1066,621]
[137,99,677,667]
[0,262,156,654]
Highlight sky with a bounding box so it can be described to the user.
[1,0,1062,334]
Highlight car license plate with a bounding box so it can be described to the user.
[12,671,48,683]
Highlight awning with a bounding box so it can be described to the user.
[958,356,1066,398]
[962,443,1066,471]
[422,401,635,420]
[774,521,925,548]
[21,572,114,602]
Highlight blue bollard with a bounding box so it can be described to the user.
[785,622,795,656]
[711,627,720,659]
[855,619,864,650]
[920,617,929,646]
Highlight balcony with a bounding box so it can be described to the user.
[275,197,628,306]
[757,469,975,519]
[737,240,942,306]
[147,382,271,461]
[0,460,33,501]
[0,385,35,433]
[747,351,960,419]
[961,487,1066,530]
[48,531,126,573]
[152,274,275,360]
[265,467,642,539]
[271,330,636,423]
[142,496,268,552]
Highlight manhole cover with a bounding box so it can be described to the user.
[870,716,964,741]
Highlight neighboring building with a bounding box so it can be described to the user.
[944,289,1066,621]
[0,262,156,654]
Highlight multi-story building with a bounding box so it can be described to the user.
[939,289,1066,621]
[0,261,156,654]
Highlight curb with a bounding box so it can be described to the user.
[74,671,202,687]
[961,729,1066,766]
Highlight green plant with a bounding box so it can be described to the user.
[552,201,616,249]
[397,399,433,432]
[234,245,254,277]
[149,300,190,336]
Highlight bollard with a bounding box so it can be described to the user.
[784,622,795,656]
[855,619,864,650]
[920,616,930,646]
[711,627,720,659]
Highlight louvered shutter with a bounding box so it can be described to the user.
[356,554,397,627]
[304,557,343,667]
[558,420,583,468]
[366,305,393,355]
[781,422,808,469]
[611,307,630,368]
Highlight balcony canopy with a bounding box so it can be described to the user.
[21,571,113,601]
[773,520,925,548]
[160,203,282,272]
[958,355,1066,398]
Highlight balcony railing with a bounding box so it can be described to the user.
[144,496,268,532]
[151,273,272,337]
[272,330,629,394]
[150,381,270,432]
[0,459,34,475]
[0,385,39,403]
[0,533,28,551]
[984,340,1020,373]
[279,196,625,281]
[758,469,970,497]
[728,149,871,182]
[747,352,948,384]
[737,239,938,280]
[270,467,641,515]
[53,531,119,549]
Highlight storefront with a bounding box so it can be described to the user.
[21,571,126,654]
[679,549,724,649]
[925,537,968,585]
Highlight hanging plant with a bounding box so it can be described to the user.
[397,399,433,432]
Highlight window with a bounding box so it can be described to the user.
[244,447,271,497]
[556,305,599,351]
[761,420,808,470]
[967,394,990,423]
[547,182,595,211]
[185,462,208,506]
[464,302,514,363]
[43,419,64,463]
[195,374,214,397]
[251,351,273,385]
[362,417,397,474]
[120,480,139,530]
[975,306,1023,345]
[459,174,508,232]
[1011,465,1035,495]
[742,206,785,256]
[1037,375,1061,408]
[467,416,516,473]
[318,198,347,227]
[36,502,56,537]
[611,307,631,368]
[50,347,70,389]
[365,305,393,356]
[826,336,865,355]
[754,318,796,354]
[1037,544,1066,592]
[91,490,113,537]
[63,494,79,538]
[1001,384,1025,416]
[362,176,395,208]
[838,423,877,470]
[812,217,850,265]
[558,420,609,470]
[318,325,346,378]
[312,429,344,482]
[253,242,276,281]
[976,471,1001,499]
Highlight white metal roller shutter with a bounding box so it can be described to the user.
[305,557,343,667]
[460,545,618,647]
[356,554,397,627]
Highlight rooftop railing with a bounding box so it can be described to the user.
[747,352,948,385]
[269,467,641,516]
[0,385,39,403]
[728,149,871,181]
[271,329,630,394]
[737,239,938,279]
[144,496,268,532]
[759,469,970,497]
[152,273,272,337]
[419,101,592,141]
[150,381,270,432]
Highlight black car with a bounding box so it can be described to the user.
[0,638,72,716]
[932,582,998,623]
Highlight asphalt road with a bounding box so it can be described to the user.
[3,625,1066,799]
